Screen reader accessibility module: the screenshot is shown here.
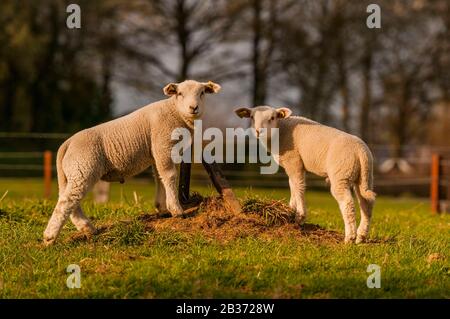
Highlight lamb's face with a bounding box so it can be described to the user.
[163,80,221,120]
[234,106,292,138]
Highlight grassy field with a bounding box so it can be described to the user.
[0,178,448,298]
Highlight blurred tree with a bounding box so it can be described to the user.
[276,0,448,152]
[231,0,295,106]
[249,0,280,106]
[0,0,448,153]
[0,0,118,133]
[116,0,245,95]
[277,1,340,122]
[373,0,449,156]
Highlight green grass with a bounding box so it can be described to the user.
[0,178,448,298]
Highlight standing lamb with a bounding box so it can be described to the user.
[235,106,375,243]
[43,80,221,245]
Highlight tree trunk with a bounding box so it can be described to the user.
[31,0,60,132]
[175,0,192,201]
[251,0,264,106]
[360,49,372,143]
[391,80,411,159]
[2,63,16,131]
[176,0,190,81]
[100,53,113,119]
[337,43,350,131]
[340,86,350,131]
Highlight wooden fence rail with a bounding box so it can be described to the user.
[430,153,450,214]
[43,150,52,199]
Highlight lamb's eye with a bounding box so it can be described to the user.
[271,117,275,121]
[250,116,254,120]
[200,91,205,97]
[178,93,184,98]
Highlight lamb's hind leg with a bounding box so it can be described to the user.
[354,187,373,244]
[70,206,95,235]
[330,180,357,243]
[43,180,92,245]
[49,171,95,238]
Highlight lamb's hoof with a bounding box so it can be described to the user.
[295,214,306,225]
[170,211,185,218]
[356,235,367,244]
[43,236,56,246]
[80,225,97,237]
[167,202,184,218]
[344,236,356,244]
[155,203,168,213]
[43,230,57,246]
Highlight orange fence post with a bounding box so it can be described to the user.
[44,150,52,199]
[430,153,440,214]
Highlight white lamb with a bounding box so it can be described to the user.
[235,106,376,243]
[43,80,221,245]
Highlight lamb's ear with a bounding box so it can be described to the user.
[163,83,178,96]
[204,81,221,94]
[276,107,292,119]
[234,107,252,118]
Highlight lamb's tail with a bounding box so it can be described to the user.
[358,146,376,203]
[56,140,70,195]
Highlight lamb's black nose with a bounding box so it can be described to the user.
[190,105,199,113]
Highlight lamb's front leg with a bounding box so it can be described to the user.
[153,157,183,217]
[153,170,167,212]
[284,163,307,224]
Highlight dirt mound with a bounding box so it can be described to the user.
[65,195,343,245]
[138,195,343,243]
